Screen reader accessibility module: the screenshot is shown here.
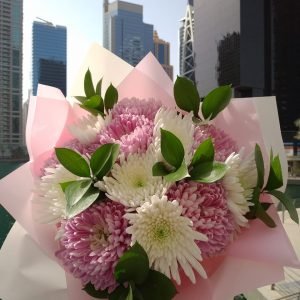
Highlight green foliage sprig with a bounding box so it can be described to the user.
[55,143,119,218]
[83,243,177,300]
[173,76,232,122]
[74,69,118,117]
[245,144,299,227]
[152,129,227,184]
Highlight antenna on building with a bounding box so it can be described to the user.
[36,17,53,26]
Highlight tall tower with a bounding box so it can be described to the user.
[179,0,195,82]
[103,0,154,66]
[0,0,23,158]
[32,20,67,96]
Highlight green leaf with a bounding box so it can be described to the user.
[90,144,117,178]
[55,148,90,177]
[152,161,171,176]
[173,76,201,117]
[265,155,283,191]
[191,138,214,166]
[255,144,265,189]
[97,144,120,179]
[82,282,108,299]
[160,129,185,169]
[74,96,86,103]
[59,181,77,192]
[245,203,272,220]
[84,69,95,98]
[164,162,189,182]
[125,285,133,300]
[65,179,92,207]
[256,203,277,228]
[268,190,299,224]
[201,85,232,120]
[66,186,99,218]
[190,162,227,183]
[137,270,177,300]
[109,286,129,300]
[104,84,118,111]
[114,242,149,285]
[84,95,102,109]
[250,187,276,228]
[96,78,103,96]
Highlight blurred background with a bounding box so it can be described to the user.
[0,1,300,299]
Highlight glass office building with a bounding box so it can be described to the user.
[32,21,67,96]
[103,0,154,66]
[194,0,300,133]
[0,0,23,158]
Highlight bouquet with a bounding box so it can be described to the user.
[0,45,299,300]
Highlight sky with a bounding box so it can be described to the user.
[23,0,187,101]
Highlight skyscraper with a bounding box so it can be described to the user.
[179,0,195,82]
[32,20,67,96]
[103,0,154,66]
[153,31,173,80]
[194,0,300,134]
[0,0,23,158]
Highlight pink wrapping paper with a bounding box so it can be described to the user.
[0,45,299,300]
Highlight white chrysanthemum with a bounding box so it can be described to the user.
[223,151,257,227]
[33,164,79,224]
[154,108,195,163]
[68,113,111,145]
[102,150,169,207]
[125,195,207,284]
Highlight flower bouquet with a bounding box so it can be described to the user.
[0,44,299,300]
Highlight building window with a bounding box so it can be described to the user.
[158,44,165,64]
[13,72,20,89]
[12,117,19,134]
[12,95,20,111]
[13,50,20,66]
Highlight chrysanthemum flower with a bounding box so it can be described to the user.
[83,98,160,157]
[167,181,235,258]
[154,108,195,163]
[125,195,208,285]
[68,114,111,145]
[56,201,130,292]
[102,150,168,207]
[193,124,237,162]
[223,151,257,227]
[33,164,79,224]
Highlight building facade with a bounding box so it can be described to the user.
[194,0,300,134]
[179,0,196,82]
[0,0,23,158]
[32,21,67,96]
[103,0,154,66]
[153,31,173,80]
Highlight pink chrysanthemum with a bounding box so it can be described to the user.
[56,201,131,292]
[193,124,237,162]
[83,98,161,157]
[167,181,235,258]
[112,98,161,121]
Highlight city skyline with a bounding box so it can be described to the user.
[23,0,187,102]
